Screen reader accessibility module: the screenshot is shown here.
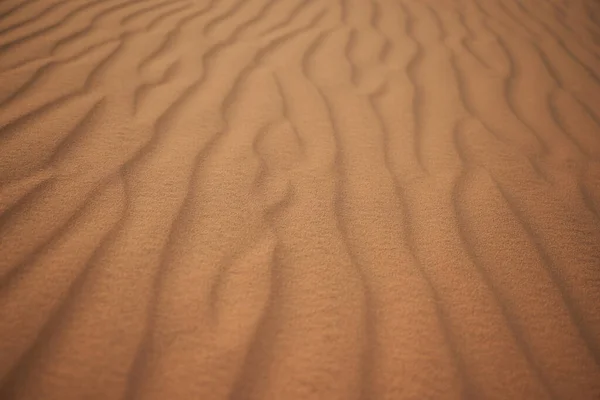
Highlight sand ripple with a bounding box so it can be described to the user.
[1,0,599,398]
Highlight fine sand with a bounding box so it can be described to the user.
[1,0,600,398]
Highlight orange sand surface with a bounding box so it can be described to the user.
[1,0,600,398]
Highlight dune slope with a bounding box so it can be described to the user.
[1,0,600,398]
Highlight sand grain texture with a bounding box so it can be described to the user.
[1,0,600,398]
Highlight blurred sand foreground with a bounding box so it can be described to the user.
[0,0,600,398]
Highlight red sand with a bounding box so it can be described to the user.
[1,0,600,398]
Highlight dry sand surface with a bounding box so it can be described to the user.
[1,0,600,398]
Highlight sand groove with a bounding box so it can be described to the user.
[1,0,600,399]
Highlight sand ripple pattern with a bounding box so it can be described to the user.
[1,0,600,398]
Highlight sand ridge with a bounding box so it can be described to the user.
[0,0,599,398]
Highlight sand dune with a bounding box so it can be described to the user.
[0,0,599,398]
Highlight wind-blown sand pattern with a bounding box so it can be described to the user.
[1,0,600,398]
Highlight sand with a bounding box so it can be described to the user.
[0,0,599,398]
